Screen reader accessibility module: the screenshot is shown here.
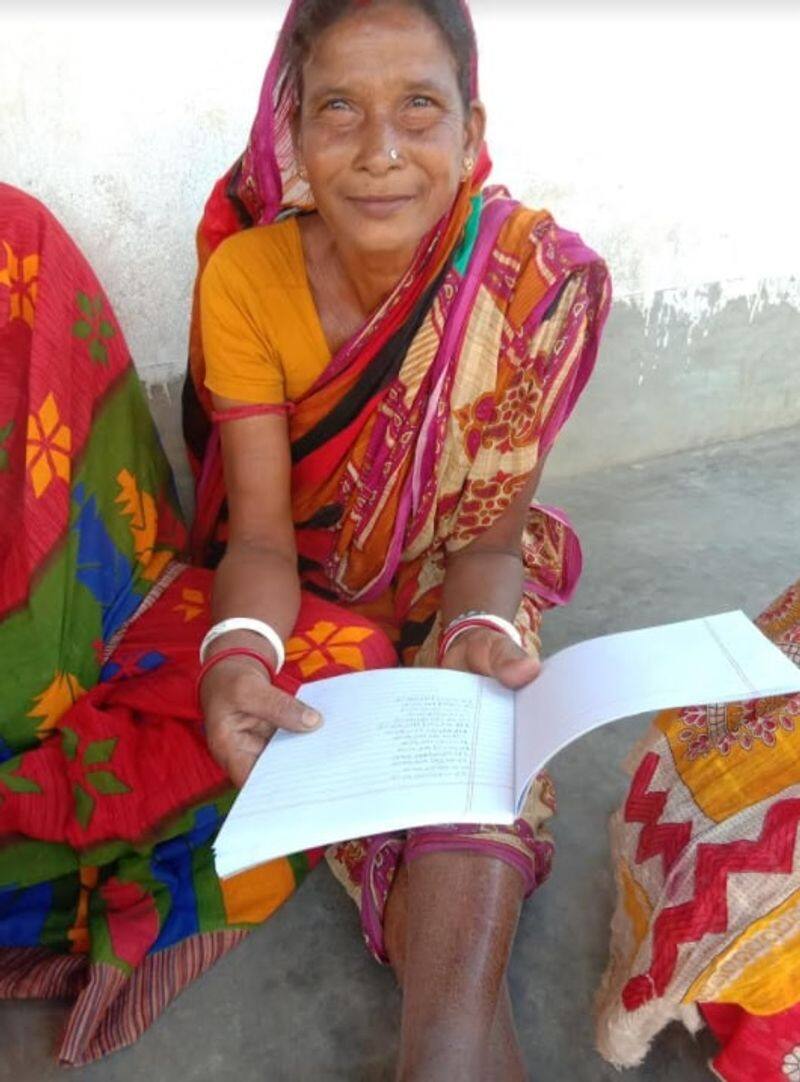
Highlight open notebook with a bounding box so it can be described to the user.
[214,610,800,878]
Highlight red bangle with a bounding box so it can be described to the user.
[437,617,512,666]
[211,403,295,423]
[196,647,275,706]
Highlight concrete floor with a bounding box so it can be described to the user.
[4,423,799,1081]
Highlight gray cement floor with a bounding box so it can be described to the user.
[4,423,799,1081]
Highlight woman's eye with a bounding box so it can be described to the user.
[409,96,434,109]
[324,98,349,112]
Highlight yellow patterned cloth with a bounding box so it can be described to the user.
[597,580,800,1081]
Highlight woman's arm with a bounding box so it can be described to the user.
[210,396,300,647]
[439,458,547,689]
[200,394,321,787]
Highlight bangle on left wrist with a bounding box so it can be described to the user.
[437,612,522,665]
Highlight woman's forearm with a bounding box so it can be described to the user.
[208,540,301,661]
[440,548,524,627]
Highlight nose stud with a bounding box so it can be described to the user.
[388,148,400,163]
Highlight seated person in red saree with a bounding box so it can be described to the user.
[0,0,611,1075]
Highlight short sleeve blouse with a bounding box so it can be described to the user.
[201,217,330,405]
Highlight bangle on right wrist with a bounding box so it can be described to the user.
[195,647,274,708]
[199,617,285,671]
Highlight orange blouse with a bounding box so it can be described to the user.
[201,216,330,404]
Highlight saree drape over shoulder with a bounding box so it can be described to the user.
[1,0,612,1067]
[187,188,611,661]
[183,0,612,663]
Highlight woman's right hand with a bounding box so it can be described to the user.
[200,656,322,788]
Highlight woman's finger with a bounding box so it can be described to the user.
[244,684,323,734]
[465,630,540,689]
[203,666,323,734]
[492,645,540,689]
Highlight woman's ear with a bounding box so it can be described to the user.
[464,99,487,163]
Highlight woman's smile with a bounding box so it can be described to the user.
[346,194,416,219]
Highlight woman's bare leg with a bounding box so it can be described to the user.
[485,981,527,1082]
[383,854,527,1080]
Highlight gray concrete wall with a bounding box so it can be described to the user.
[546,275,800,479]
[148,276,800,509]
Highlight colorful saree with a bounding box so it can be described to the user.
[183,0,612,665]
[181,0,611,958]
[0,184,396,1064]
[1,0,610,1066]
[596,580,800,1081]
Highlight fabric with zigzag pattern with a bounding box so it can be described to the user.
[597,579,800,1081]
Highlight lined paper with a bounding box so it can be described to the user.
[214,610,800,878]
[513,611,800,809]
[214,669,514,877]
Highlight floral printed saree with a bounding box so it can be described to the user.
[0,0,610,1066]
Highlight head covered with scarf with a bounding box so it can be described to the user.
[184,0,612,661]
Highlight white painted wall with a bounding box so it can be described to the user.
[3,4,799,454]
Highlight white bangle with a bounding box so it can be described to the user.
[199,618,285,671]
[444,612,524,652]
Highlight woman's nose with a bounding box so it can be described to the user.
[354,115,402,175]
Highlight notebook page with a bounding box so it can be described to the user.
[512,610,800,810]
[214,668,515,878]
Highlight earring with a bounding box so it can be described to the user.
[462,155,475,177]
[298,162,308,180]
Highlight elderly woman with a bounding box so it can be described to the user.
[186,0,609,1075]
[0,0,609,1076]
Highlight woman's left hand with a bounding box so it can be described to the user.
[440,627,540,690]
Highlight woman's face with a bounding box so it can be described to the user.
[295,1,484,261]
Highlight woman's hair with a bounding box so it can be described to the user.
[286,0,476,111]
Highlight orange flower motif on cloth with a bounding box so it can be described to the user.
[0,240,39,327]
[286,620,375,677]
[115,469,173,582]
[26,392,72,497]
[27,671,86,738]
[173,587,206,622]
